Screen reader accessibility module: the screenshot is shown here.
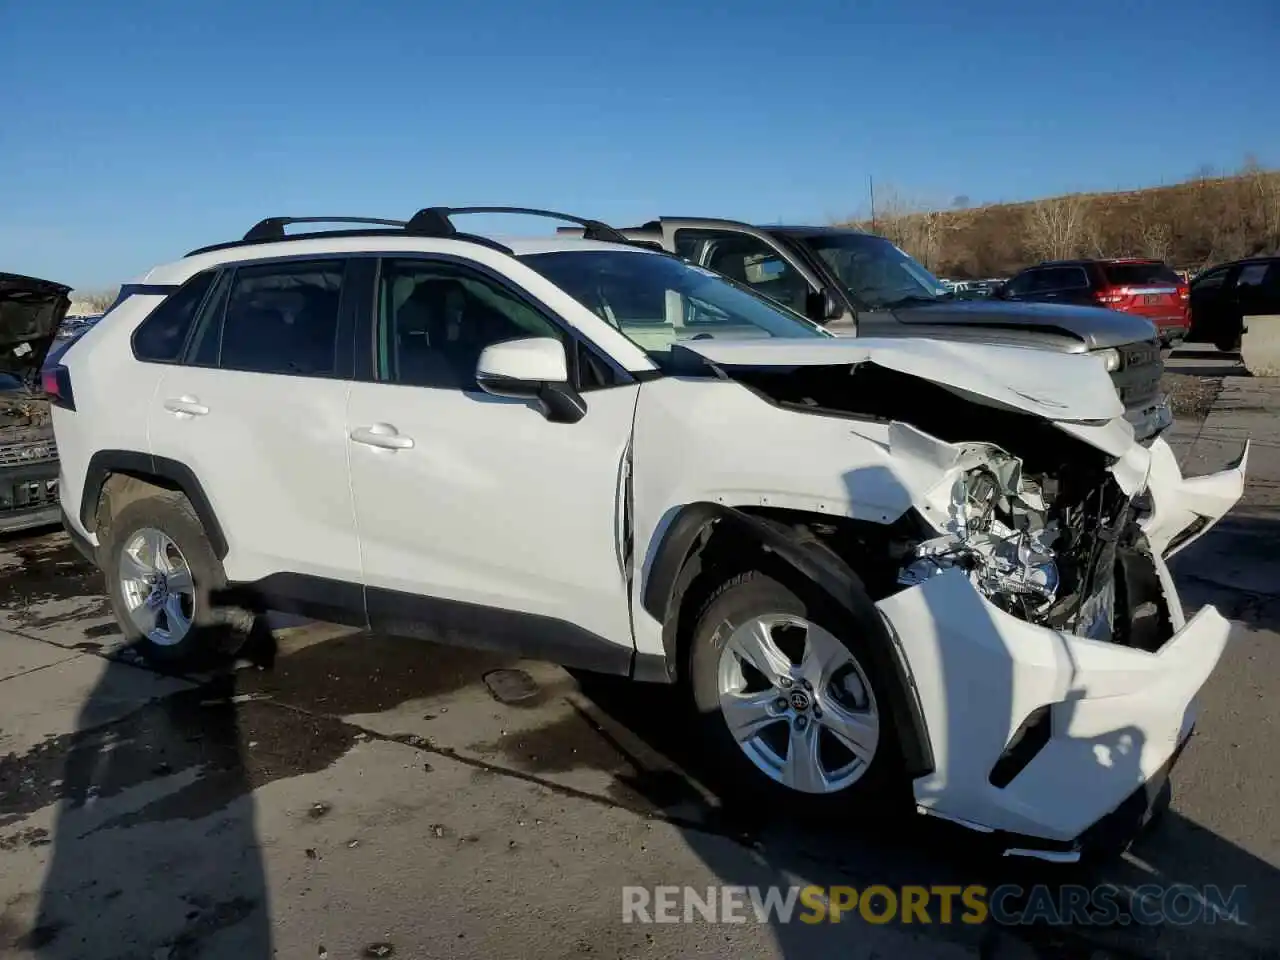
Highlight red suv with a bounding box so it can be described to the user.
[997,258,1190,345]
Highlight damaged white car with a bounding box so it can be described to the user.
[51,210,1248,861]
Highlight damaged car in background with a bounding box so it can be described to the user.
[0,271,71,533]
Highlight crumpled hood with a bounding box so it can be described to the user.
[672,336,1125,423]
[890,298,1159,349]
[0,272,72,384]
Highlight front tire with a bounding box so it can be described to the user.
[102,490,243,667]
[686,570,905,816]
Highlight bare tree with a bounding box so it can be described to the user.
[858,184,948,269]
[1136,219,1173,261]
[1023,195,1090,261]
[1243,160,1280,254]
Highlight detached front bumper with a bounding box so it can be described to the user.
[874,430,1247,858]
[877,570,1229,858]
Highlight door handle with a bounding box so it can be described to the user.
[163,396,209,417]
[350,424,414,450]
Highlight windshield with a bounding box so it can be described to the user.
[801,233,947,309]
[518,250,830,365]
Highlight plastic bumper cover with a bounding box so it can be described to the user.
[877,569,1230,855]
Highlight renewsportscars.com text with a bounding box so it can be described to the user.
[621,884,1247,926]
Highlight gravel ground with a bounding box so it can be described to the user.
[1163,371,1221,419]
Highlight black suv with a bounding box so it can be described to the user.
[1188,256,1280,351]
[566,219,1170,441]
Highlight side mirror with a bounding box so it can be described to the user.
[806,288,845,322]
[823,289,845,320]
[475,337,585,424]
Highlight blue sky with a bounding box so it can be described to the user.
[2,0,1277,289]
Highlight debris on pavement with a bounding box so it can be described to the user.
[362,942,394,958]
[483,668,540,705]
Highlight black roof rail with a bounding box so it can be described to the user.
[242,216,408,243]
[184,214,515,258]
[185,206,632,259]
[407,206,631,244]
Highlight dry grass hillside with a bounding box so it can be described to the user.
[840,162,1280,280]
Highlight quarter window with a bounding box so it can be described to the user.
[132,271,216,363]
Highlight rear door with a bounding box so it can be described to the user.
[1189,264,1242,344]
[146,257,363,601]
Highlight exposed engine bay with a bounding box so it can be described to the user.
[726,361,1172,650]
[895,448,1136,643]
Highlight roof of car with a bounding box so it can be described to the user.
[138,234,654,285]
[758,224,872,237]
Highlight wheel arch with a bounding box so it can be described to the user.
[641,501,935,777]
[80,449,229,560]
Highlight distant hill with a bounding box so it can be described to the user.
[839,164,1280,280]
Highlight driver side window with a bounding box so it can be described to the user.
[376,259,566,390]
[674,230,811,315]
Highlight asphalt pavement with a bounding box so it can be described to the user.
[1,346,1277,959]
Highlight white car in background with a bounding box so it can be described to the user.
[48,208,1248,861]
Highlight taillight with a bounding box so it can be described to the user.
[1096,286,1127,305]
[1178,285,1190,301]
[42,364,75,410]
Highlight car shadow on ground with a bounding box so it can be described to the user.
[1166,347,1252,379]
[1168,515,1280,634]
[0,624,281,959]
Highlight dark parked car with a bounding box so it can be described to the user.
[1188,256,1280,351]
[0,272,72,533]
[996,259,1190,346]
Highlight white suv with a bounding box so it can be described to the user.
[50,208,1249,860]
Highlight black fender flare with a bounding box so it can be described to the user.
[641,501,934,778]
[80,449,229,560]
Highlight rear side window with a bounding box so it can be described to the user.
[132,272,216,362]
[1236,261,1279,291]
[1031,266,1090,291]
[214,260,347,376]
[1103,262,1181,286]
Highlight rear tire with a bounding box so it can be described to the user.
[685,570,907,819]
[101,490,246,667]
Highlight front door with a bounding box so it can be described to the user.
[667,226,818,319]
[344,256,640,669]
